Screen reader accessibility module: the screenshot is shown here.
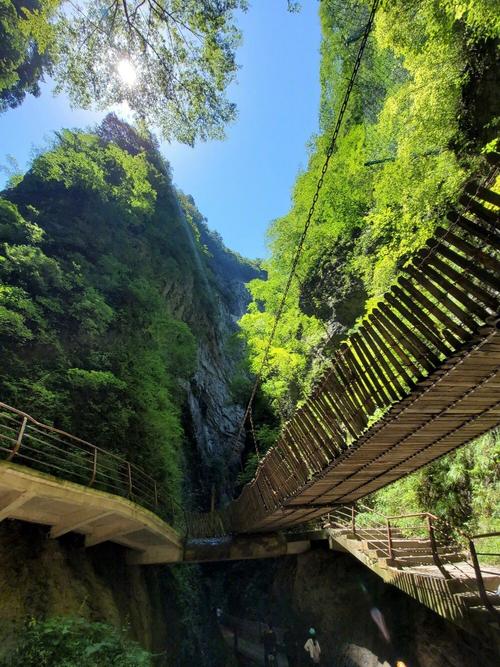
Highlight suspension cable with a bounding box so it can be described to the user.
[234,0,381,452]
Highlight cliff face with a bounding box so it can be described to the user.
[163,195,262,502]
[0,521,231,666]
[0,522,173,660]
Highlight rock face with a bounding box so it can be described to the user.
[0,522,170,659]
[275,549,495,667]
[0,521,230,666]
[164,201,262,503]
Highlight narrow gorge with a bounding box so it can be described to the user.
[0,1,499,666]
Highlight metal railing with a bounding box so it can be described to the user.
[328,503,473,566]
[324,504,500,619]
[0,401,184,529]
[469,532,500,617]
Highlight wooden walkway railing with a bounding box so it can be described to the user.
[325,504,500,628]
[219,156,500,535]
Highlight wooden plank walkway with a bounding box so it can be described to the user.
[223,164,500,535]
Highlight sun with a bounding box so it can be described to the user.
[117,59,137,86]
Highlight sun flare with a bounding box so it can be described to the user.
[117,59,137,86]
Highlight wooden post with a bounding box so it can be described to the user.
[7,416,27,461]
[351,506,356,536]
[427,515,444,571]
[469,539,500,619]
[386,519,393,560]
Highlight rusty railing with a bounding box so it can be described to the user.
[0,401,184,529]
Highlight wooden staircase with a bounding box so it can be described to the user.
[323,506,500,650]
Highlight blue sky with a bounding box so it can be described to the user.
[0,2,321,259]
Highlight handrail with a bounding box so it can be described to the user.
[0,401,185,531]
[327,502,500,621]
[0,401,132,458]
[470,531,500,540]
[468,532,500,618]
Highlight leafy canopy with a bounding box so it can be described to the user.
[0,0,247,145]
[0,0,57,111]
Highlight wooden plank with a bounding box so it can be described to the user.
[406,264,489,322]
[437,227,500,275]
[464,183,500,208]
[458,195,499,227]
[350,332,393,405]
[421,253,498,311]
[430,240,499,293]
[300,407,332,462]
[334,352,370,426]
[404,265,479,332]
[447,212,500,252]
[295,411,327,467]
[398,277,470,342]
[313,394,347,448]
[371,308,427,377]
[363,320,408,395]
[327,363,365,429]
[343,344,377,413]
[390,285,461,350]
[321,375,361,439]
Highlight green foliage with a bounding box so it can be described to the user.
[360,430,500,557]
[238,1,499,534]
[0,0,56,111]
[53,0,247,145]
[240,0,499,416]
[1,617,152,666]
[0,0,247,144]
[0,115,206,505]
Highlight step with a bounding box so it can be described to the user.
[392,546,464,557]
[461,591,500,608]
[383,553,465,567]
[363,538,432,549]
[449,574,500,594]
[354,527,404,537]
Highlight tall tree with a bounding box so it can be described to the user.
[0,0,247,145]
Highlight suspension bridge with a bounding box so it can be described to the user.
[0,157,499,641]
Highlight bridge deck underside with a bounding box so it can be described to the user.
[246,329,500,532]
[0,462,183,559]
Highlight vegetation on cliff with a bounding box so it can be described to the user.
[239,0,499,533]
[0,114,256,510]
[1,617,152,666]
